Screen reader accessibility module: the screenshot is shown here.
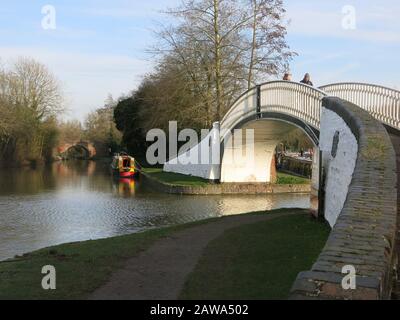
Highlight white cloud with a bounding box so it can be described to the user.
[286,3,400,44]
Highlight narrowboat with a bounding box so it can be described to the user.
[111,153,139,178]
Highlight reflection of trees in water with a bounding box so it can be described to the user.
[52,160,97,177]
[0,161,115,195]
[51,161,114,192]
[0,165,57,195]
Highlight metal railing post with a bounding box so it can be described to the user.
[256,85,261,119]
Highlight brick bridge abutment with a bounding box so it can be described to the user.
[290,97,398,300]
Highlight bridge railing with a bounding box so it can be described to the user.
[220,81,326,137]
[259,81,325,129]
[320,83,400,130]
[220,86,258,135]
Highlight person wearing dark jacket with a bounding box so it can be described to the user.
[300,73,313,86]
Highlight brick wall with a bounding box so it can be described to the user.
[290,97,398,300]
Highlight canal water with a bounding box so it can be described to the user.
[0,161,310,261]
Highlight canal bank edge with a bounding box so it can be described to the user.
[141,171,311,195]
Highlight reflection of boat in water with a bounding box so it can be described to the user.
[113,177,136,197]
[110,153,140,178]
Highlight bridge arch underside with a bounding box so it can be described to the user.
[65,145,90,159]
[220,114,319,184]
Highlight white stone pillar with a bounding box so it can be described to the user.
[209,122,221,181]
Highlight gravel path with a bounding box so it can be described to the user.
[89,210,299,300]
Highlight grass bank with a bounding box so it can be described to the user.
[276,172,310,185]
[143,168,310,186]
[142,168,210,186]
[180,214,329,300]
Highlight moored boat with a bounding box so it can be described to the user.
[111,153,139,178]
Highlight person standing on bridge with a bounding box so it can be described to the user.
[300,73,314,86]
[283,73,292,81]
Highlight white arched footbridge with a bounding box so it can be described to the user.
[164,80,400,222]
[165,81,398,183]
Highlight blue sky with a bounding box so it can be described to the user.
[0,0,399,120]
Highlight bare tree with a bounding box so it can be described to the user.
[153,0,295,123]
[12,57,63,120]
[155,0,251,122]
[245,0,296,88]
[58,120,83,144]
[0,57,63,164]
[113,0,296,156]
[84,101,122,147]
[138,57,209,133]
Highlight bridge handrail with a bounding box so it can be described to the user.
[320,82,400,94]
[220,86,258,133]
[319,82,400,130]
[220,81,327,136]
[262,80,327,96]
[259,81,326,129]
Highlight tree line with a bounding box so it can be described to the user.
[0,58,121,167]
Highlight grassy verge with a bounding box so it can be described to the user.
[0,219,218,300]
[276,172,310,185]
[180,214,329,300]
[144,168,310,186]
[142,168,210,186]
